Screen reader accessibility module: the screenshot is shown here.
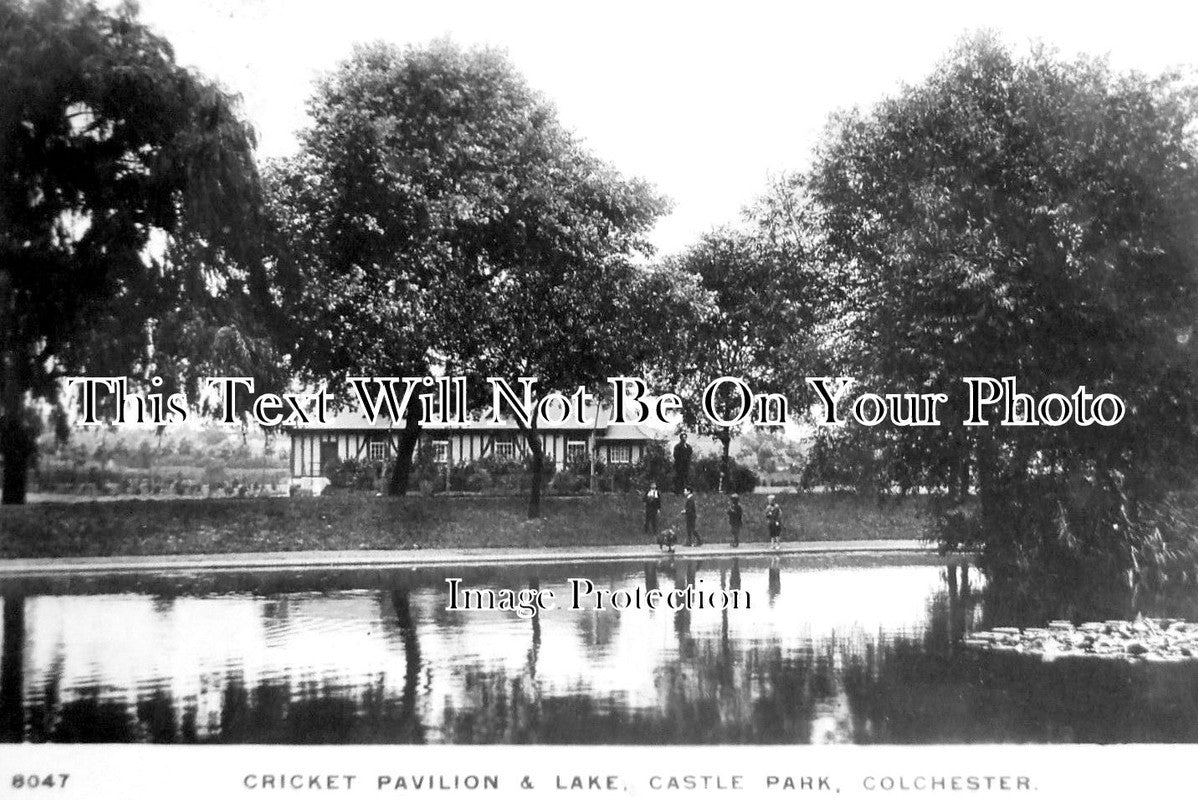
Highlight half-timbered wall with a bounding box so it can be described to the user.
[289,429,629,478]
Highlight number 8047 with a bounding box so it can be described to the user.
[11,774,70,790]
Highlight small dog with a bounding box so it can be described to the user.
[656,527,678,553]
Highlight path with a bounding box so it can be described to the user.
[0,539,947,577]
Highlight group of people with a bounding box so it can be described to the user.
[642,432,786,551]
[646,440,785,553]
[646,431,785,550]
[643,484,784,550]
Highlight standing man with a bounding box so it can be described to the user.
[643,482,662,539]
[765,494,782,550]
[672,433,693,494]
[682,487,701,546]
[727,493,743,547]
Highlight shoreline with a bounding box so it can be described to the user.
[0,538,943,577]
[0,493,934,561]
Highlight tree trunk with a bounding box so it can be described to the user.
[975,432,998,533]
[524,419,543,519]
[955,452,971,503]
[949,429,971,504]
[387,408,423,496]
[719,429,732,493]
[0,414,34,505]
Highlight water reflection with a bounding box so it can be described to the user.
[2,595,25,741]
[2,554,1198,744]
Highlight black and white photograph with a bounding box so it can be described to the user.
[2,0,1198,796]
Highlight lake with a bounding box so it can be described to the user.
[2,552,1197,744]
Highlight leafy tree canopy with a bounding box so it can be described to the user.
[650,220,822,490]
[267,40,671,510]
[0,0,266,502]
[807,32,1198,580]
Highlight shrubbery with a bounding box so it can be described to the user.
[690,454,759,494]
[935,477,1198,597]
[415,454,563,494]
[589,443,759,494]
[28,461,283,497]
[321,439,760,497]
[323,457,381,491]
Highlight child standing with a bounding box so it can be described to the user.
[727,493,743,547]
[765,495,782,550]
[643,482,662,538]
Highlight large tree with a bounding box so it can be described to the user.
[267,40,667,506]
[0,0,263,503]
[654,225,819,491]
[460,219,670,518]
[809,34,1198,582]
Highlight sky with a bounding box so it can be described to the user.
[131,0,1198,255]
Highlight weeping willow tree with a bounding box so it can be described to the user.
[0,0,281,503]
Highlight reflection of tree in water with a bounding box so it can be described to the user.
[217,676,409,743]
[19,672,416,743]
[574,577,622,652]
[22,664,182,743]
[2,595,25,742]
[433,560,839,744]
[840,636,1198,743]
[389,588,426,743]
[519,579,544,738]
[41,690,134,742]
[840,564,1198,743]
[137,689,183,742]
[16,561,1198,744]
[440,578,551,743]
[3,598,126,744]
[437,638,858,743]
[671,562,694,655]
[434,561,1198,744]
[25,653,61,742]
[11,586,431,744]
[979,565,1198,630]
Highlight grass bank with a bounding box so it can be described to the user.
[0,492,933,559]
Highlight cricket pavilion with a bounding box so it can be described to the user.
[286,406,661,494]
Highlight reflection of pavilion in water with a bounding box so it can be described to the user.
[0,559,981,744]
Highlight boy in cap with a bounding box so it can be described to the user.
[727,493,743,547]
[765,495,782,550]
[643,482,662,539]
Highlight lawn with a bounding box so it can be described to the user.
[0,492,933,558]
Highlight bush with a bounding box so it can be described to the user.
[938,475,1198,597]
[585,444,759,495]
[325,458,380,491]
[595,463,639,493]
[548,471,588,495]
[1125,495,1198,593]
[637,442,673,490]
[203,462,228,485]
[31,463,122,491]
[565,456,596,477]
[409,450,561,495]
[690,454,758,494]
[465,469,493,493]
